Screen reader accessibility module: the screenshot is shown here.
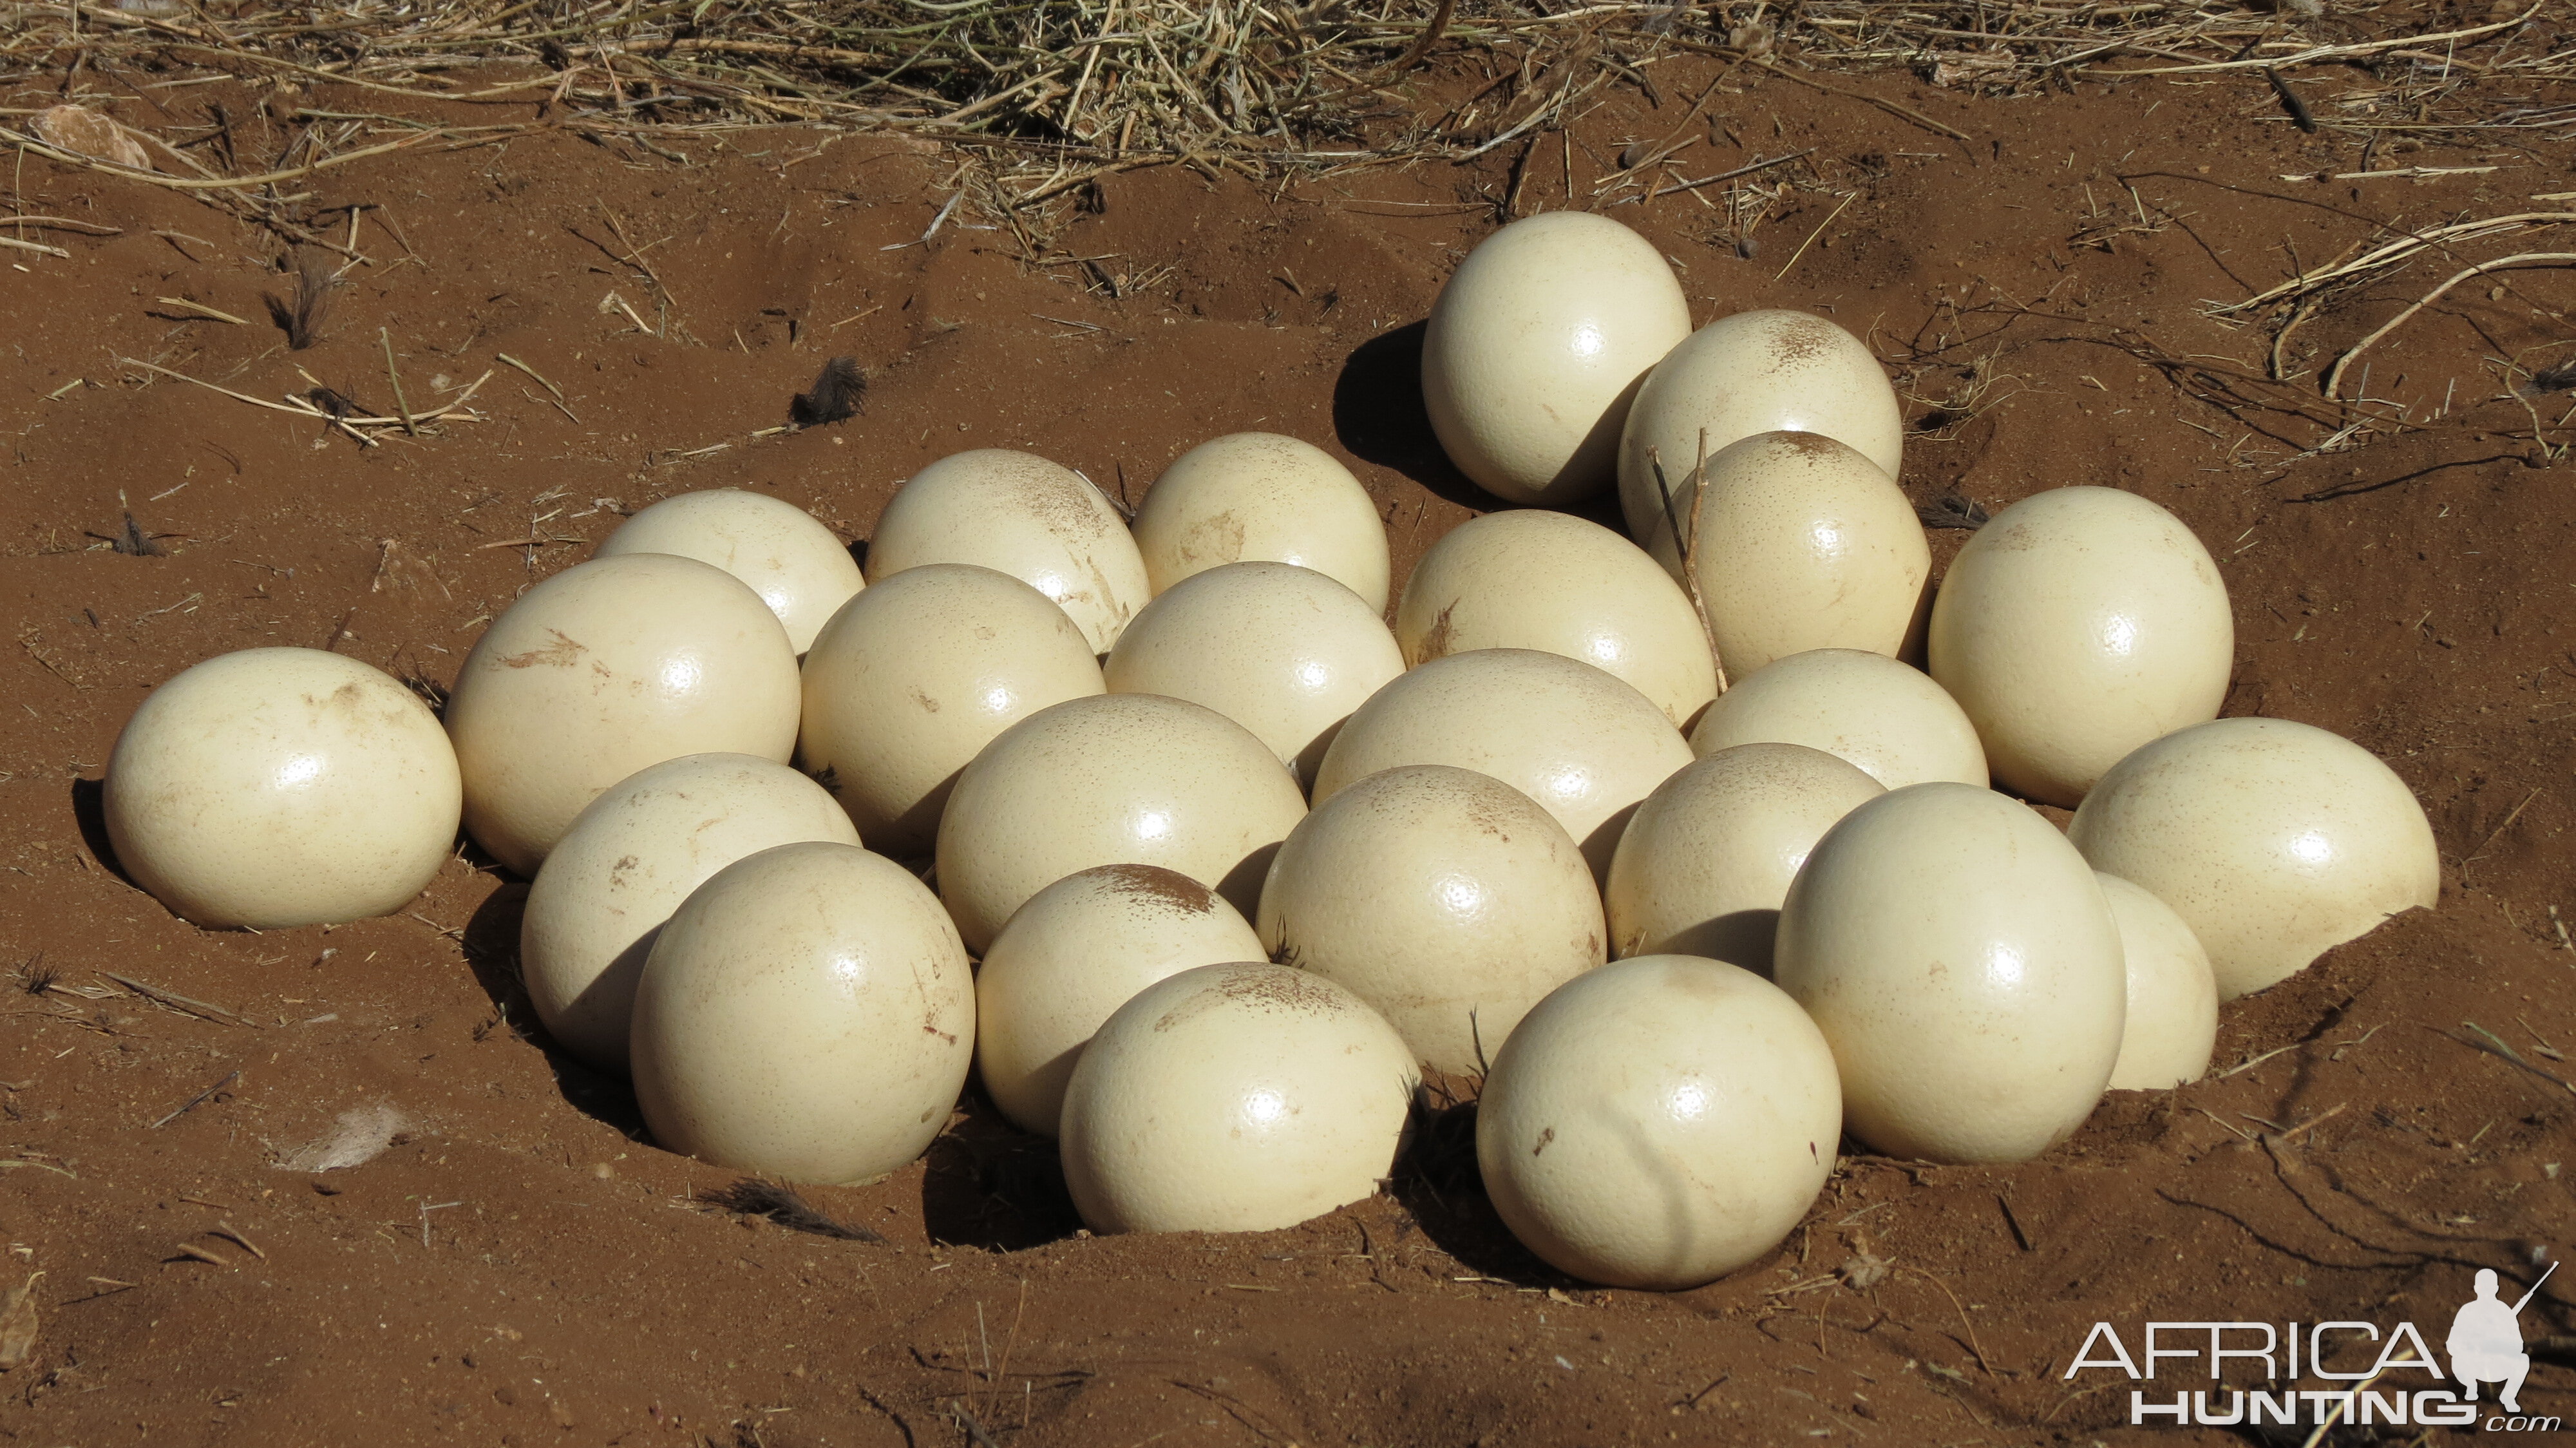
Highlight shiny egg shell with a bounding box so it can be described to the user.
[1257,764,1605,1074]
[442,553,801,877]
[1132,433,1391,611]
[1678,431,1930,675]
[1928,486,2233,806]
[594,488,863,654]
[1104,561,1403,786]
[1396,509,1716,729]
[1476,955,1842,1289]
[520,752,859,1071]
[1420,212,1692,506]
[1688,648,1987,789]
[1618,310,1903,560]
[936,693,1307,953]
[2095,873,2218,1091]
[865,448,1150,653]
[1058,963,1419,1234]
[798,564,1104,858]
[1605,742,1885,971]
[103,647,460,929]
[1774,783,2126,1163]
[630,841,973,1184]
[975,864,1265,1138]
[1312,649,1694,881]
[2068,717,2438,999]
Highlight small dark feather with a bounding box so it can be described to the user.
[791,357,866,428]
[264,249,335,351]
[706,1178,885,1242]
[1917,494,1991,530]
[308,386,361,419]
[15,955,58,996]
[112,511,164,557]
[2523,359,2576,396]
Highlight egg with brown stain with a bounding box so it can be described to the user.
[866,448,1150,653]
[1131,433,1390,611]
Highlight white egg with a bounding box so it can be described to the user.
[936,694,1306,953]
[1476,955,1842,1289]
[1688,648,1987,789]
[1257,764,1605,1074]
[2068,717,2439,998]
[798,564,1104,858]
[102,647,459,929]
[974,864,1265,1138]
[443,553,800,877]
[1104,561,1403,785]
[1313,649,1694,881]
[520,753,859,1071]
[1421,212,1692,506]
[594,488,864,654]
[866,448,1151,652]
[630,841,973,1184]
[1059,963,1419,1234]
[1774,783,2126,1163]
[1132,433,1391,611]
[2095,873,2219,1091]
[1928,486,2234,806]
[1671,431,1930,676]
[1618,310,1903,560]
[1605,742,1886,970]
[1395,509,1716,729]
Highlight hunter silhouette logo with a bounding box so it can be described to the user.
[2451,1263,2552,1416]
[2064,1259,2561,1432]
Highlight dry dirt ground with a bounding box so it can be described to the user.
[3,35,2573,1448]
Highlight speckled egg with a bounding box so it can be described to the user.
[1132,433,1391,611]
[1257,764,1605,1074]
[865,448,1150,653]
[1104,561,1403,785]
[442,553,801,877]
[630,841,973,1184]
[1477,955,1842,1289]
[1395,509,1716,729]
[1058,963,1419,1234]
[103,647,460,929]
[974,864,1265,1138]
[936,694,1307,953]
[798,564,1104,858]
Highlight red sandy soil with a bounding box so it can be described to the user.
[3,40,2573,1448]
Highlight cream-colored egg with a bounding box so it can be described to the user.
[974,864,1265,1138]
[1605,743,1886,971]
[936,694,1307,953]
[2095,873,2218,1090]
[1256,764,1604,1074]
[102,647,460,929]
[1421,212,1692,506]
[1688,648,1987,789]
[1058,963,1419,1234]
[1618,310,1904,559]
[521,753,860,1072]
[444,553,800,877]
[1395,509,1716,729]
[630,841,972,1183]
[1132,433,1391,611]
[1927,486,2233,806]
[1475,955,1842,1289]
[1312,649,1693,881]
[594,488,864,654]
[799,564,1104,858]
[1672,432,1930,675]
[2068,717,2438,999]
[865,448,1150,653]
[1774,783,2126,1163]
[1104,562,1403,785]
